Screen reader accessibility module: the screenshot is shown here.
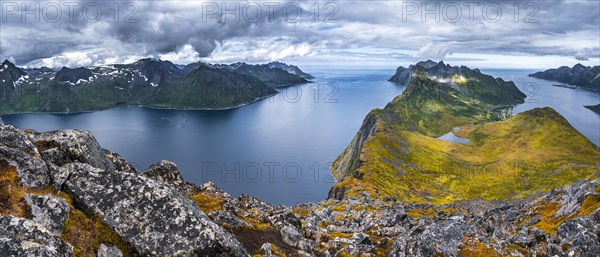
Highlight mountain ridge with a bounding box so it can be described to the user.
[529,63,600,92]
[330,62,599,205]
[0,59,312,115]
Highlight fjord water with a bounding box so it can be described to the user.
[2,68,405,205]
[3,68,599,205]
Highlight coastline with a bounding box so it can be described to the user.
[0,92,280,117]
[527,75,600,94]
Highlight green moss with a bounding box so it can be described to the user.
[578,194,600,216]
[189,191,224,214]
[60,194,134,257]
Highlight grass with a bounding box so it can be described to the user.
[459,237,501,257]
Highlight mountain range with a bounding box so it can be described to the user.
[529,63,600,92]
[0,59,312,114]
[331,61,599,204]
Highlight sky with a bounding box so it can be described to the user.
[0,0,599,69]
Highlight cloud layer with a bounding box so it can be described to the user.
[1,0,598,68]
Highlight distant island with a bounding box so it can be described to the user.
[0,59,312,114]
[529,63,600,92]
[586,104,600,115]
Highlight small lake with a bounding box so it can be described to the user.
[3,68,599,205]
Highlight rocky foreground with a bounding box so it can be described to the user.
[1,124,600,256]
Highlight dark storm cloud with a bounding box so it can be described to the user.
[0,0,598,67]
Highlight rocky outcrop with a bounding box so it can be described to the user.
[0,125,50,188]
[62,162,248,256]
[1,125,249,256]
[53,67,93,84]
[31,129,116,171]
[0,215,74,256]
[23,194,69,236]
[143,160,189,195]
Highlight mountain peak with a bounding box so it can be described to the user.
[2,59,13,66]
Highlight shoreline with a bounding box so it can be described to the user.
[527,75,600,94]
[0,92,280,117]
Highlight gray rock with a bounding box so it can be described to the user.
[24,194,69,236]
[553,218,599,256]
[0,125,39,155]
[280,225,304,247]
[390,220,473,257]
[47,163,71,192]
[98,244,123,257]
[103,150,138,173]
[61,162,248,256]
[143,160,189,195]
[0,145,50,188]
[32,129,116,171]
[260,243,276,257]
[0,215,73,257]
[208,210,253,230]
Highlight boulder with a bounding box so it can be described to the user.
[24,194,69,236]
[0,145,50,188]
[97,244,123,257]
[208,210,253,230]
[0,125,39,155]
[143,160,188,195]
[259,243,276,257]
[103,149,138,173]
[62,162,248,256]
[31,129,116,171]
[280,225,304,247]
[0,215,73,256]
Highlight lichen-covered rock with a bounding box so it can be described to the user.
[31,129,116,171]
[24,194,69,236]
[390,220,474,257]
[143,160,188,195]
[551,217,599,256]
[208,210,253,230]
[259,243,280,257]
[97,244,123,257]
[0,215,73,257]
[0,125,39,155]
[61,162,248,256]
[280,225,303,247]
[0,145,50,188]
[103,149,138,173]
